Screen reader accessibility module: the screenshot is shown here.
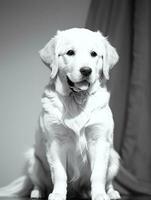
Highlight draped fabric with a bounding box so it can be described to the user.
[86,0,151,195]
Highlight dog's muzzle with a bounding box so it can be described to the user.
[67,76,90,92]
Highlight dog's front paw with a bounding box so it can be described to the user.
[93,193,110,200]
[107,189,121,199]
[48,193,65,200]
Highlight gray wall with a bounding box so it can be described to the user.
[0,0,90,186]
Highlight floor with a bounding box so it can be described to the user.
[0,196,151,200]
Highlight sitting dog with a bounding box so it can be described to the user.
[0,28,120,200]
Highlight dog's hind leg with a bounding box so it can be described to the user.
[26,148,52,198]
[30,186,43,199]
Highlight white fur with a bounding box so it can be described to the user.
[0,28,120,200]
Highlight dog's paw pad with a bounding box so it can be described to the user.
[48,193,65,200]
[107,189,121,199]
[30,189,42,199]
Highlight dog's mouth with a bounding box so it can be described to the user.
[67,76,90,92]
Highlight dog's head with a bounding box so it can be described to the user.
[39,28,119,95]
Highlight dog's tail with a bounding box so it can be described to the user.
[0,148,37,197]
[0,175,33,197]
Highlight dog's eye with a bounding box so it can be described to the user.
[66,50,75,56]
[90,51,97,57]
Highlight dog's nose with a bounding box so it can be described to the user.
[80,67,92,76]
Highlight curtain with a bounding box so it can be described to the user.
[86,0,151,195]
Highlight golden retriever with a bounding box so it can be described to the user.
[0,28,120,200]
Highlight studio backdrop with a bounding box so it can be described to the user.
[86,0,151,195]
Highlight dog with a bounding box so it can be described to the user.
[0,28,120,200]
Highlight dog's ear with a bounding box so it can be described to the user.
[39,35,58,79]
[103,39,119,80]
[96,31,119,80]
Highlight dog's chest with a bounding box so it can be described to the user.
[41,92,92,135]
[41,88,110,135]
[63,99,91,134]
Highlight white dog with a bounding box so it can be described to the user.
[0,28,120,200]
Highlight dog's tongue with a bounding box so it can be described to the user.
[74,80,90,91]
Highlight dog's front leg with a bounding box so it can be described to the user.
[46,139,67,200]
[87,126,111,200]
